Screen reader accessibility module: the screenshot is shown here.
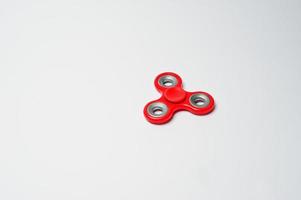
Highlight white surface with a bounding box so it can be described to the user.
[1,1,301,200]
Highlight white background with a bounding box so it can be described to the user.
[1,1,301,200]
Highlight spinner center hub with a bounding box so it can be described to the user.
[164,87,186,103]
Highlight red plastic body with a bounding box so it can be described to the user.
[144,72,215,124]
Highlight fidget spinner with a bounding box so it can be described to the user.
[143,72,215,124]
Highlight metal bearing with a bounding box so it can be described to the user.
[189,93,210,108]
[147,102,168,117]
[158,75,178,87]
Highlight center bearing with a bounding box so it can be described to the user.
[163,87,186,103]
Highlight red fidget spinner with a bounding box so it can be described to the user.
[143,72,215,124]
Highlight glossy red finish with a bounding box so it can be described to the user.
[144,72,215,124]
